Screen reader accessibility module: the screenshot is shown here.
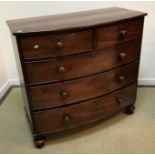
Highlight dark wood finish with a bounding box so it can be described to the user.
[28,62,139,110]
[33,83,137,134]
[124,104,136,115]
[20,30,93,60]
[96,18,143,48]
[33,135,45,148]
[7,7,147,35]
[7,7,147,148]
[24,40,141,84]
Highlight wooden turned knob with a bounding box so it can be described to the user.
[58,66,66,74]
[118,75,125,82]
[60,90,69,99]
[120,53,126,59]
[116,97,123,104]
[56,41,63,49]
[33,45,39,50]
[120,30,127,38]
[63,114,71,123]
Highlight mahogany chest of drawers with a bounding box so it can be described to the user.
[7,7,147,148]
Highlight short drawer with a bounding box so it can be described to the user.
[28,62,139,110]
[33,83,137,134]
[96,18,143,48]
[24,40,141,84]
[20,30,93,60]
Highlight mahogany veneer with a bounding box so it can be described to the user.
[7,7,147,148]
[29,62,139,110]
[21,30,93,59]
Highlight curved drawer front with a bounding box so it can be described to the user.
[96,18,143,48]
[24,40,141,84]
[21,30,93,60]
[33,83,137,134]
[29,62,139,110]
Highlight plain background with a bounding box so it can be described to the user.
[0,1,155,98]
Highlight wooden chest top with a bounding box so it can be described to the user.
[7,7,147,35]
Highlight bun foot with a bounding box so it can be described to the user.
[124,105,135,115]
[34,135,45,148]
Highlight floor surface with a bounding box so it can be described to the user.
[0,87,155,153]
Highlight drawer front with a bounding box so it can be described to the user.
[21,30,93,60]
[29,62,139,110]
[96,18,143,48]
[33,83,137,134]
[24,40,141,84]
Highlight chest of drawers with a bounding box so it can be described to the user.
[7,7,147,148]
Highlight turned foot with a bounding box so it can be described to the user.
[34,135,45,148]
[124,105,135,115]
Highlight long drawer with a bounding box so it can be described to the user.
[96,18,143,48]
[24,40,141,84]
[20,30,93,60]
[33,83,137,134]
[28,62,139,110]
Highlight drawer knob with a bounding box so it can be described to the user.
[33,45,39,49]
[120,53,126,59]
[60,90,69,99]
[63,114,71,123]
[118,75,125,82]
[116,97,123,104]
[58,66,66,74]
[56,41,63,49]
[120,30,127,38]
